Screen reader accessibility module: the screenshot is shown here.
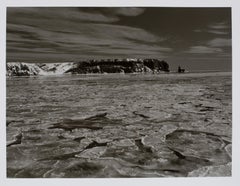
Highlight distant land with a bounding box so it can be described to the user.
[6,58,170,76]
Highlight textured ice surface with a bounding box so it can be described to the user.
[6,72,232,177]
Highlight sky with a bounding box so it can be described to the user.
[7,7,232,71]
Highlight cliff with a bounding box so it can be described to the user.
[6,59,169,76]
[6,62,75,76]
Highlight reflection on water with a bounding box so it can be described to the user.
[7,72,232,177]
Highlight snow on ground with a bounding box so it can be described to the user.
[38,63,75,75]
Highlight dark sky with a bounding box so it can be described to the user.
[7,7,231,71]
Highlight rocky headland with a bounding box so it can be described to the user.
[6,58,169,76]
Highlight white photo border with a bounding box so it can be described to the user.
[1,1,239,186]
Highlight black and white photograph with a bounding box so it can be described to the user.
[5,6,232,178]
[2,0,239,183]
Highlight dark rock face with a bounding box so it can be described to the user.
[67,59,169,74]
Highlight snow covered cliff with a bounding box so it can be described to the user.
[6,62,75,76]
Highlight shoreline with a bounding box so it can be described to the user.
[6,71,232,78]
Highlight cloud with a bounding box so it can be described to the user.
[194,29,228,35]
[188,20,231,55]
[186,46,222,54]
[7,22,168,49]
[114,8,145,16]
[193,29,202,33]
[7,8,170,61]
[208,38,231,47]
[7,8,118,23]
[207,30,229,35]
[186,37,231,54]
[194,21,230,36]
[7,7,146,25]
[208,22,229,29]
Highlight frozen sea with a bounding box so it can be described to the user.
[6,72,232,177]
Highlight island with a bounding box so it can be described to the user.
[6,58,169,76]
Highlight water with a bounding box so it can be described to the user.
[6,72,232,177]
